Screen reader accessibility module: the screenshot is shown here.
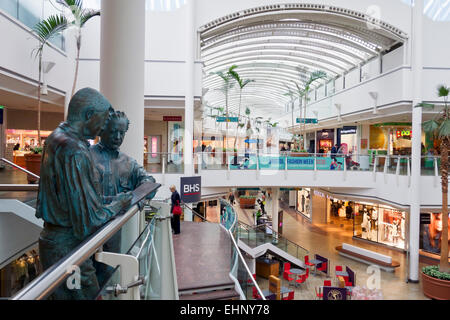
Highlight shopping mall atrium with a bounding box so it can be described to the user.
[0,0,449,302]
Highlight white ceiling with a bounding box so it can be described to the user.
[201,5,406,124]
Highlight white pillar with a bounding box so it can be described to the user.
[184,0,195,177]
[100,0,146,251]
[409,0,423,283]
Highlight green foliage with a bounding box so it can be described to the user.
[438,119,450,137]
[245,107,251,116]
[33,14,68,57]
[31,146,43,154]
[422,120,440,134]
[239,195,257,199]
[437,84,450,98]
[422,265,450,281]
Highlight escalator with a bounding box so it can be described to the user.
[237,222,309,269]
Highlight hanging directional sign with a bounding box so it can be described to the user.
[216,116,239,123]
[296,118,318,124]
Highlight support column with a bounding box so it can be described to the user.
[409,0,423,283]
[100,0,146,251]
[184,0,195,177]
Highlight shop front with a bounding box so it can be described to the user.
[316,129,334,154]
[311,191,407,250]
[420,212,450,260]
[6,129,52,166]
[337,126,358,154]
[296,188,312,219]
[369,123,427,157]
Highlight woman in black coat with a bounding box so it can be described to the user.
[170,185,181,234]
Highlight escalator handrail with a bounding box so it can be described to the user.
[220,199,265,300]
[1,158,40,180]
[238,221,309,254]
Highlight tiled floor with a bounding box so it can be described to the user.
[234,202,429,300]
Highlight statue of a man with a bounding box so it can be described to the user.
[90,111,157,284]
[36,88,132,300]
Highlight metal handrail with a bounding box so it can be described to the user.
[239,220,309,254]
[183,204,207,222]
[11,204,140,300]
[220,199,265,300]
[1,158,40,179]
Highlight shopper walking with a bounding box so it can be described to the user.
[170,185,182,235]
[229,192,235,205]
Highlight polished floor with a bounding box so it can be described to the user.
[235,201,429,300]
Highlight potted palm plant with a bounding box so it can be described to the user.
[417,84,450,300]
[26,14,68,183]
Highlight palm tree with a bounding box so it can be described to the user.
[283,84,297,129]
[229,68,254,149]
[59,0,100,97]
[212,65,237,150]
[295,70,327,149]
[417,84,450,273]
[33,14,68,146]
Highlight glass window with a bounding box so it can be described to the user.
[0,0,19,18]
[18,0,42,29]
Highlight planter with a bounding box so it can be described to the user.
[421,271,450,300]
[239,197,256,209]
[290,152,309,157]
[24,153,42,184]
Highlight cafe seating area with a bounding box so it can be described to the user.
[254,253,357,300]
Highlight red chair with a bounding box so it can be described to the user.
[252,286,262,300]
[315,287,323,300]
[282,291,295,300]
[345,281,353,287]
[247,273,256,285]
[324,280,332,287]
[283,262,293,275]
[304,255,314,268]
[283,271,295,287]
[335,265,343,272]
[317,262,328,275]
[295,268,309,288]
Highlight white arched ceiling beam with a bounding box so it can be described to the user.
[202,23,385,55]
[203,44,359,69]
[203,39,366,64]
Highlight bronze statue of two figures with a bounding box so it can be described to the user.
[35,88,158,299]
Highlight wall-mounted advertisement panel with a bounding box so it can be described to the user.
[296,188,311,219]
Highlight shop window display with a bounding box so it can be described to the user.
[420,212,450,257]
[296,188,311,219]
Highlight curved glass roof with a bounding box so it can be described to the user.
[201,4,406,123]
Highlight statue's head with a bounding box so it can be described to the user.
[100,110,130,151]
[67,88,112,139]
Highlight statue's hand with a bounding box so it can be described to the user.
[116,191,133,208]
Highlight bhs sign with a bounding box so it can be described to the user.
[180,176,201,203]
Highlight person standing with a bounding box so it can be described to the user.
[170,185,181,235]
[229,192,235,205]
[331,144,338,161]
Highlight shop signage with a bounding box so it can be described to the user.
[180,176,201,203]
[296,118,318,124]
[322,287,347,300]
[396,130,411,138]
[163,116,182,121]
[216,116,239,122]
[341,126,357,134]
[244,139,258,143]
